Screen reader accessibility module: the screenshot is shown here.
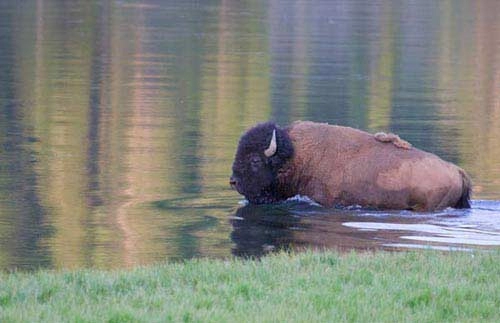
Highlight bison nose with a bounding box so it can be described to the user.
[229,176,238,189]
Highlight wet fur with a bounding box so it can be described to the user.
[455,168,472,208]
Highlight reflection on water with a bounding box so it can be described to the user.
[0,1,499,270]
[231,200,500,257]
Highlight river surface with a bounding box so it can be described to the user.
[1,1,499,270]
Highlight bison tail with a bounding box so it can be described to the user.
[455,168,472,209]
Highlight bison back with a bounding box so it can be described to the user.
[286,121,468,211]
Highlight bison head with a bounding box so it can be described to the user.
[230,122,294,203]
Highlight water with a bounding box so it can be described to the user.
[0,1,499,270]
[231,199,500,257]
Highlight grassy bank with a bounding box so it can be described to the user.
[1,250,499,322]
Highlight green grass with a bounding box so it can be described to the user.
[1,250,499,322]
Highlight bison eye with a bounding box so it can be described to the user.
[250,156,263,172]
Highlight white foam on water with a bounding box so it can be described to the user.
[285,195,322,206]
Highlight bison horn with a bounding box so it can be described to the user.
[264,129,277,157]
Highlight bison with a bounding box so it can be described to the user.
[230,121,471,211]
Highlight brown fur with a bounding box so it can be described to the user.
[374,132,412,149]
[276,121,471,211]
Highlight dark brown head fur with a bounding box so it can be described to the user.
[230,122,294,204]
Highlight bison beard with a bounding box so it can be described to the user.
[230,121,472,211]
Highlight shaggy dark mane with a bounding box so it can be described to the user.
[231,122,294,204]
[236,122,294,171]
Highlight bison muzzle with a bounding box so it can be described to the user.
[230,121,471,211]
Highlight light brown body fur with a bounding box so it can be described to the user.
[277,121,471,211]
